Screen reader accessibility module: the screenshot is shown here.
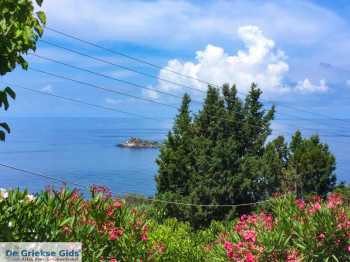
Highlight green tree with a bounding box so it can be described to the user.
[262,136,289,194]
[155,94,195,220]
[0,0,46,140]
[156,84,276,227]
[156,94,193,195]
[288,130,336,197]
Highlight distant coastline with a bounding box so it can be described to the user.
[117,137,161,149]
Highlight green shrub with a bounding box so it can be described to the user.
[0,187,349,261]
[206,194,350,261]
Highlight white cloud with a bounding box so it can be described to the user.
[294,78,328,93]
[41,0,347,49]
[105,98,121,105]
[39,0,350,86]
[105,97,137,105]
[142,25,331,99]
[143,88,160,99]
[145,25,290,98]
[40,85,54,94]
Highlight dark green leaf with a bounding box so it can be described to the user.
[36,0,44,7]
[17,56,28,70]
[0,122,10,133]
[0,131,5,141]
[4,87,16,99]
[36,11,46,25]
[2,95,9,110]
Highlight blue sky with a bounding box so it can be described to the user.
[2,0,350,180]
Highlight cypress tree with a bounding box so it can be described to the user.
[155,84,336,228]
[288,131,336,197]
[156,94,193,195]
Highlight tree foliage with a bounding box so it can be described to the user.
[0,0,46,140]
[156,83,336,228]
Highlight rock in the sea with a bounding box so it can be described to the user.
[117,137,160,149]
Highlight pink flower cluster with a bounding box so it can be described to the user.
[223,241,256,262]
[222,213,274,261]
[91,185,112,199]
[141,225,148,241]
[327,193,343,209]
[108,227,124,241]
[286,250,301,262]
[235,213,273,233]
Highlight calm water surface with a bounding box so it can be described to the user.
[0,117,167,196]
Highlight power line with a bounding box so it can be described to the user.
[0,163,87,191]
[0,80,287,133]
[45,26,216,89]
[2,81,165,122]
[44,26,350,126]
[30,53,348,132]
[29,67,179,110]
[30,53,203,104]
[0,162,272,207]
[6,79,350,137]
[39,39,206,94]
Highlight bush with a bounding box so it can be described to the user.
[206,194,350,261]
[0,187,349,261]
[0,186,151,261]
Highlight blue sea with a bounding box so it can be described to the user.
[0,117,168,196]
[0,117,348,197]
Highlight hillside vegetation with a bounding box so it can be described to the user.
[0,187,349,261]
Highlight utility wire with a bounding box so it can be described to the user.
[0,80,283,133]
[2,81,164,122]
[39,39,206,94]
[0,162,271,207]
[44,26,350,126]
[30,53,203,104]
[6,79,350,137]
[29,67,179,109]
[45,26,215,89]
[0,163,87,191]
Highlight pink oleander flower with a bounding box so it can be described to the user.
[317,232,326,241]
[224,241,234,259]
[108,227,124,241]
[113,199,122,209]
[311,195,321,203]
[242,230,256,243]
[246,214,258,225]
[235,221,247,233]
[70,189,80,201]
[261,213,273,230]
[141,233,148,241]
[295,199,305,210]
[245,252,255,262]
[141,225,148,241]
[106,207,114,217]
[327,193,343,208]
[109,258,117,262]
[347,245,350,253]
[287,250,301,262]
[308,202,321,214]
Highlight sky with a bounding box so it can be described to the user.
[2,0,350,180]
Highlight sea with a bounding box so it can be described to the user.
[0,117,167,196]
[0,117,348,197]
